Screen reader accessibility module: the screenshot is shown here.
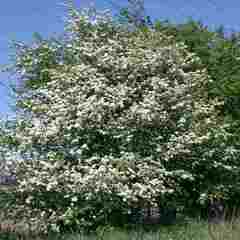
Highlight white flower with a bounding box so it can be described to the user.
[71,196,78,202]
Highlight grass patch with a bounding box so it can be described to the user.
[0,220,222,240]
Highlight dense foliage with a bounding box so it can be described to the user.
[0,118,18,177]
[152,19,240,210]
[154,20,240,119]
[1,3,240,233]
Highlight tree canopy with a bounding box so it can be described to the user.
[154,19,240,119]
[2,3,240,233]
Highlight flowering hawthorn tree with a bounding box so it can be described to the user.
[5,5,240,232]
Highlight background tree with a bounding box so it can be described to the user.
[110,0,152,28]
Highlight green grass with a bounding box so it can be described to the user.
[1,220,238,240]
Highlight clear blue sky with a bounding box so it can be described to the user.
[1,0,240,119]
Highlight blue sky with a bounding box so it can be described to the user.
[1,0,240,118]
